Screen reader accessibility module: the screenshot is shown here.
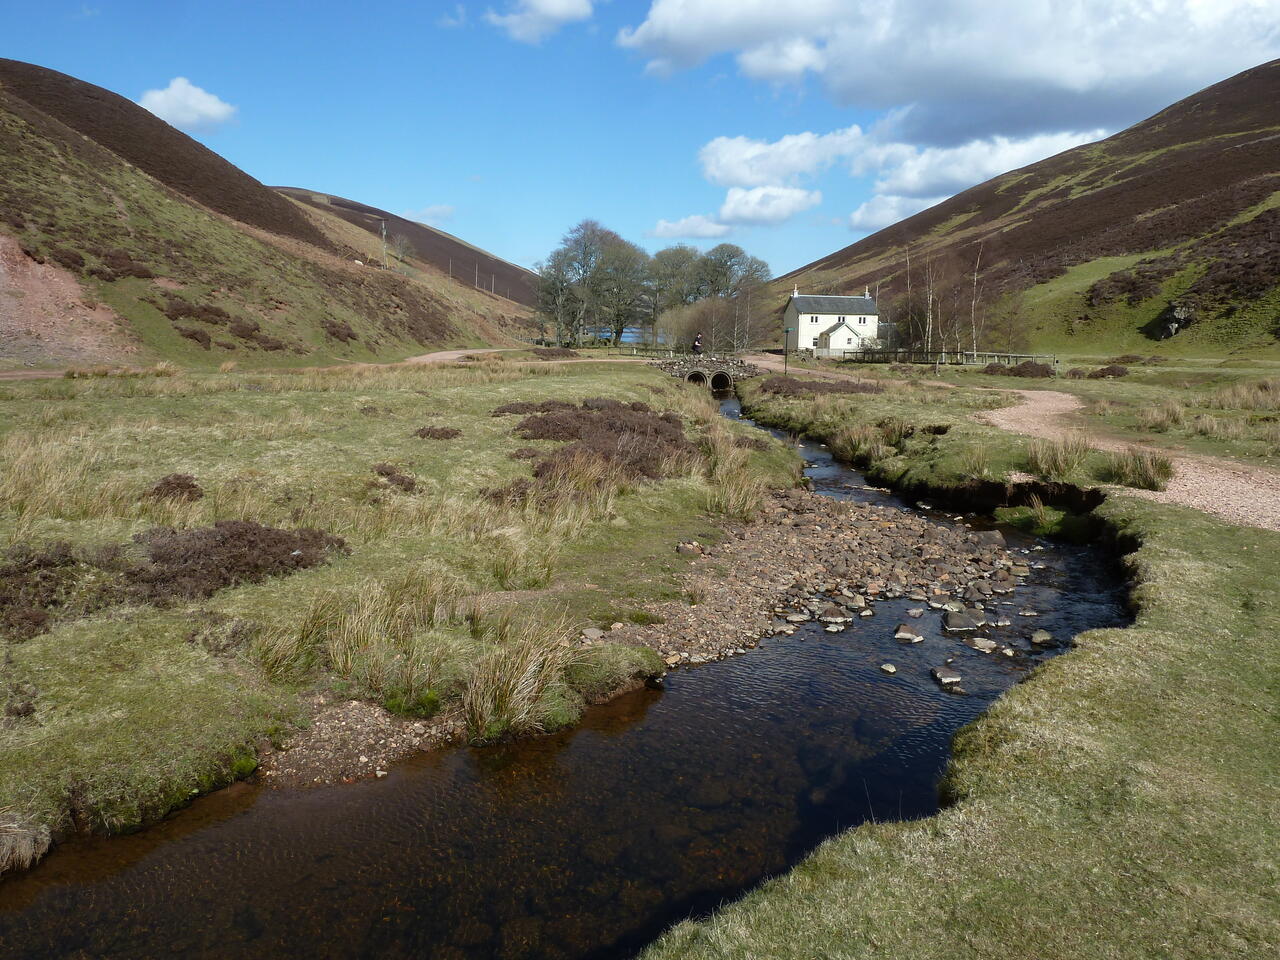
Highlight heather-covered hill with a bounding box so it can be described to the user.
[276,188,537,307]
[782,59,1280,356]
[0,59,327,249]
[0,61,528,369]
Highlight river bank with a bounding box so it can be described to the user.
[639,376,1280,960]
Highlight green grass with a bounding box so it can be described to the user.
[641,377,1280,960]
[0,361,795,872]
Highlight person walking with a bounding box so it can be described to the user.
[691,333,704,356]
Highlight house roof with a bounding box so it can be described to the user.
[791,294,878,315]
[819,320,857,336]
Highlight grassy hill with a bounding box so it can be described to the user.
[781,59,1280,358]
[0,59,534,371]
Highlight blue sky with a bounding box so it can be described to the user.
[4,1,1279,275]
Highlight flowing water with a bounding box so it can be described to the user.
[0,396,1128,960]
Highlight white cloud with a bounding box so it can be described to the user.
[848,194,944,232]
[138,77,236,132]
[438,4,467,28]
[651,214,731,238]
[719,186,822,225]
[699,125,866,187]
[405,205,456,226]
[486,0,593,43]
[863,129,1107,198]
[619,1,1280,142]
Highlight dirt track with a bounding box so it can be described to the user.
[979,388,1280,532]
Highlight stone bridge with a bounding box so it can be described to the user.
[651,356,763,390]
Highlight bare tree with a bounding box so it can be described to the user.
[389,234,414,269]
[969,242,984,357]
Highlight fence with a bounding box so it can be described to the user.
[811,348,1057,366]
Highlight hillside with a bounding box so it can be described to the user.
[0,60,531,370]
[277,188,537,307]
[783,59,1280,356]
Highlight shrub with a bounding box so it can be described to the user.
[146,474,203,503]
[760,375,882,396]
[126,521,346,602]
[509,447,541,460]
[515,402,694,482]
[413,426,462,440]
[47,246,85,271]
[176,326,211,349]
[1088,365,1130,379]
[1065,368,1088,379]
[1099,448,1175,490]
[982,363,1009,375]
[1007,360,1054,378]
[321,318,357,342]
[228,319,260,339]
[1026,434,1092,480]
[372,463,416,493]
[530,347,579,359]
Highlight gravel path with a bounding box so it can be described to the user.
[981,388,1280,533]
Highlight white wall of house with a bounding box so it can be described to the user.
[783,300,878,350]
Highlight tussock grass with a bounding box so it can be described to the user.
[1190,414,1247,440]
[1137,400,1186,432]
[1099,446,1175,490]
[958,444,994,480]
[1209,377,1280,411]
[461,614,582,741]
[1026,434,1092,481]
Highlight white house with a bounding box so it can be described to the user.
[783,286,879,352]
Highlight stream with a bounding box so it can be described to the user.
[0,395,1128,960]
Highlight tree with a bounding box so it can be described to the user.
[535,248,575,344]
[389,234,414,271]
[559,219,623,344]
[596,239,651,343]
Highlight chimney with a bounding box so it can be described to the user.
[864,285,870,297]
[793,284,799,297]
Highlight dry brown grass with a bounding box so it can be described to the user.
[1137,400,1186,432]
[1209,377,1280,411]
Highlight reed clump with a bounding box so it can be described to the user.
[1026,434,1092,481]
[1099,447,1175,490]
[1209,377,1280,411]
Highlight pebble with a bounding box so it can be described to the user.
[880,663,897,674]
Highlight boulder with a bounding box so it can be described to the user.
[931,666,962,686]
[943,611,979,632]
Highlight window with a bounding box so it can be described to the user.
[810,315,819,323]
[846,337,854,345]
[858,316,867,324]
[838,315,846,322]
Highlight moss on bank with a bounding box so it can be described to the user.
[640,380,1280,959]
